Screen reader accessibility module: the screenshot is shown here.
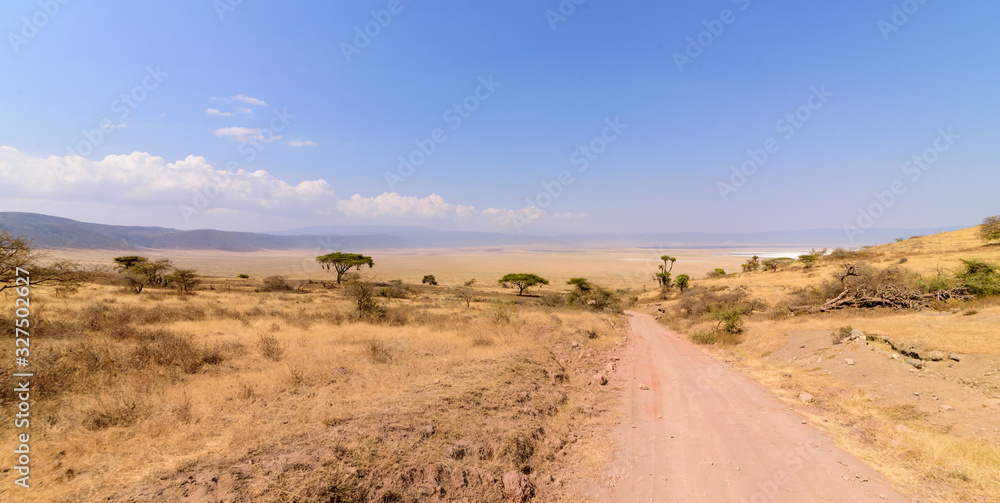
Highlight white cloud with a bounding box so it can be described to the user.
[0,147,538,231]
[338,193,476,219]
[206,108,233,117]
[553,212,588,219]
[230,94,267,107]
[236,107,253,115]
[0,146,333,214]
[287,139,318,147]
[213,127,281,143]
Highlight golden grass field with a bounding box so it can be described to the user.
[0,277,628,502]
[2,226,998,502]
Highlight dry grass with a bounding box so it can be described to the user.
[0,277,624,502]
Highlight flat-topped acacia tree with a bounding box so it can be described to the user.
[316,252,374,283]
[498,273,549,296]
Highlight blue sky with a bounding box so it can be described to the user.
[1,0,998,236]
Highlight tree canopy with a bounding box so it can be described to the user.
[316,252,374,283]
[980,215,1000,243]
[498,273,549,296]
[1,229,84,292]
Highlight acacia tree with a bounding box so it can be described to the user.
[422,274,438,286]
[316,252,374,283]
[113,255,173,293]
[981,215,1000,243]
[0,229,83,292]
[498,273,549,296]
[458,278,477,308]
[567,277,591,292]
[166,268,201,294]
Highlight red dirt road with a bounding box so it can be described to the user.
[607,312,912,502]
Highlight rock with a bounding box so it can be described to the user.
[926,350,948,361]
[891,353,900,360]
[845,358,855,365]
[591,373,608,386]
[904,358,924,369]
[344,466,359,476]
[638,383,650,390]
[421,424,435,437]
[949,353,962,362]
[502,471,534,503]
[850,329,866,341]
[604,362,615,373]
[798,392,815,403]
[939,404,954,412]
[570,341,580,349]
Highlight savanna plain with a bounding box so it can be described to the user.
[2,225,1000,503]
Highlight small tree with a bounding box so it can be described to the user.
[1,229,83,292]
[567,277,591,292]
[980,215,1000,243]
[166,268,201,294]
[422,274,438,286]
[498,273,549,296]
[316,252,374,284]
[346,278,381,318]
[675,274,690,293]
[798,248,826,268]
[113,255,173,288]
[459,279,477,308]
[741,255,760,272]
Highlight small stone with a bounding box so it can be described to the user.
[639,383,650,390]
[926,350,948,361]
[939,404,954,412]
[798,392,815,403]
[591,373,608,386]
[571,341,580,349]
[845,358,855,365]
[421,424,435,437]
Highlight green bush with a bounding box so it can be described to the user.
[705,268,727,279]
[956,259,1000,297]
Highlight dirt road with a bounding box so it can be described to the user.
[607,312,912,502]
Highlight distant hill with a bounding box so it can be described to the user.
[0,212,964,252]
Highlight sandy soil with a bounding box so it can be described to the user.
[604,312,912,502]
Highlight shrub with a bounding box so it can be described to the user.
[567,282,622,313]
[708,304,745,336]
[705,268,726,279]
[956,259,1000,297]
[798,248,826,268]
[675,274,690,293]
[762,257,795,271]
[347,279,382,319]
[832,325,853,345]
[741,256,760,272]
[260,276,291,292]
[256,333,287,361]
[237,274,249,279]
[365,338,393,363]
[422,274,438,285]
